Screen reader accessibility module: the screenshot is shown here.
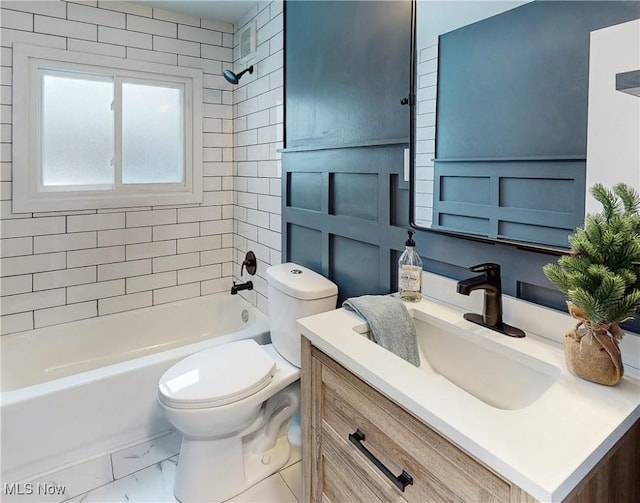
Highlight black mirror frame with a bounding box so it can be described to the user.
[407,0,567,257]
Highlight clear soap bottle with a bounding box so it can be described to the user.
[398,230,423,302]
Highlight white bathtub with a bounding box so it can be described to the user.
[0,293,270,484]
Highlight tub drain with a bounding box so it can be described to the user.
[241,309,249,323]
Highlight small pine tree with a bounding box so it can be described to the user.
[543,183,640,326]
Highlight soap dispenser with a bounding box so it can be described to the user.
[398,230,423,302]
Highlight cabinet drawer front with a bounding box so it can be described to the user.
[318,351,510,503]
[321,425,403,503]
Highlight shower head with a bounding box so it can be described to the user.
[223,65,254,85]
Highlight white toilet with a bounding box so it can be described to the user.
[157,263,338,503]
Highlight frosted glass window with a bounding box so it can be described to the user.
[41,73,114,187]
[13,43,202,212]
[122,83,184,184]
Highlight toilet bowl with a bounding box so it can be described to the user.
[157,263,338,502]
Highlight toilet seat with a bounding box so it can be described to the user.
[158,339,276,409]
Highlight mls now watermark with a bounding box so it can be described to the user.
[3,482,66,496]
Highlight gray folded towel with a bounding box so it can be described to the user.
[342,295,420,367]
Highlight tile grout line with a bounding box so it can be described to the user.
[277,468,300,503]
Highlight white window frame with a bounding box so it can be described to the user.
[12,44,203,212]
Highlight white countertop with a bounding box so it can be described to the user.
[297,285,640,502]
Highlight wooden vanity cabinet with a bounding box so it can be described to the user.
[301,337,639,503]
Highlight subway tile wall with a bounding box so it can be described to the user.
[414,36,438,228]
[231,1,283,314]
[0,1,284,334]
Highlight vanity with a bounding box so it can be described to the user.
[297,274,640,503]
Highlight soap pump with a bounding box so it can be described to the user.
[398,230,423,302]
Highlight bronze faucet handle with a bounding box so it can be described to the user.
[241,251,257,277]
[469,262,500,274]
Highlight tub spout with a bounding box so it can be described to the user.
[230,281,253,295]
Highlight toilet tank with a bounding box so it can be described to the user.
[266,263,338,368]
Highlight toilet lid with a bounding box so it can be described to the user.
[158,340,276,409]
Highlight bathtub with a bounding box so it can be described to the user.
[0,293,270,484]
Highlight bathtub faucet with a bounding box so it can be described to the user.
[231,280,253,295]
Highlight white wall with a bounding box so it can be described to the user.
[0,0,284,334]
[231,1,283,314]
[586,19,640,214]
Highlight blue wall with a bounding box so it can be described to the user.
[283,1,640,333]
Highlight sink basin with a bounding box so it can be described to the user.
[413,313,560,410]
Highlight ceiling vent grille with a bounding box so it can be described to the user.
[238,21,256,63]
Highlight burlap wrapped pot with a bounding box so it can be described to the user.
[564,302,624,386]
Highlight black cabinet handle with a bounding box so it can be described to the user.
[348,429,414,492]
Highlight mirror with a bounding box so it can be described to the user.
[411,0,640,250]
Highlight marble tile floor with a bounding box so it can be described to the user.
[66,458,302,503]
[66,419,303,503]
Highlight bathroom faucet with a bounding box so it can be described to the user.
[456,263,525,338]
[456,263,502,327]
[241,251,257,276]
[231,250,257,295]
[230,281,253,295]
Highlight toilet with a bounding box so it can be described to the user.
[157,263,338,503]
